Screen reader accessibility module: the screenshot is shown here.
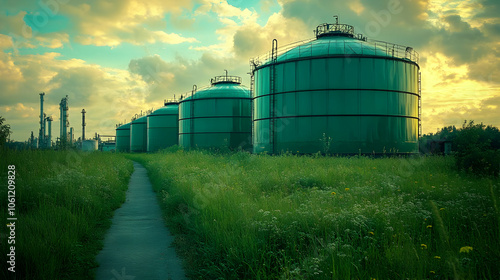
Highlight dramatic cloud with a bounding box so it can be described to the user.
[0,52,149,140]
[61,0,198,46]
[128,52,250,103]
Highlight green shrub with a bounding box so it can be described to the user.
[454,121,500,177]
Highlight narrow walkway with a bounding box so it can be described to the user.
[95,162,187,280]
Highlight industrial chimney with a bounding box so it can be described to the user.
[82,109,86,140]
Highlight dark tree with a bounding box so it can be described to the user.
[0,116,12,147]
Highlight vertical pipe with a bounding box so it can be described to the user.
[82,109,86,140]
[47,117,52,148]
[39,92,45,148]
[43,114,47,144]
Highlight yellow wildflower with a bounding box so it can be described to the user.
[434,256,441,259]
[439,208,445,211]
[427,225,432,228]
[369,231,374,235]
[430,271,435,274]
[331,192,336,195]
[421,244,427,249]
[460,246,473,253]
[345,188,350,191]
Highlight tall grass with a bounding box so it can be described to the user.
[132,150,500,279]
[0,149,133,280]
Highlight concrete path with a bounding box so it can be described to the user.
[95,162,187,280]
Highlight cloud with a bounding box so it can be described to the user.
[232,13,309,59]
[425,95,500,133]
[0,51,151,140]
[128,52,251,103]
[60,0,198,46]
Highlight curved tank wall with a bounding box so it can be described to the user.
[252,22,420,154]
[147,101,179,152]
[81,139,98,151]
[179,76,252,150]
[130,115,148,152]
[115,122,131,152]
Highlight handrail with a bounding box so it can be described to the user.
[250,36,419,68]
[211,75,242,85]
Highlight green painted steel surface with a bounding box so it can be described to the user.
[147,102,179,152]
[130,116,148,152]
[179,82,252,150]
[115,123,131,152]
[253,35,420,154]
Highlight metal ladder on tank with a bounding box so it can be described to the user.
[269,39,278,154]
[418,71,422,137]
[250,61,256,151]
[190,85,196,147]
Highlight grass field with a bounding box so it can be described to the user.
[130,150,500,280]
[0,149,133,280]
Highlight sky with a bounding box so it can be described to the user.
[1,0,499,142]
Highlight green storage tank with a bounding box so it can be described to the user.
[251,20,421,155]
[179,75,252,150]
[130,115,147,152]
[147,100,179,152]
[115,122,131,152]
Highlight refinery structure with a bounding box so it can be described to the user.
[26,92,114,151]
[24,18,421,155]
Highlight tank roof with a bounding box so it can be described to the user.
[116,122,131,130]
[251,19,419,68]
[149,103,179,116]
[180,83,250,102]
[131,115,147,123]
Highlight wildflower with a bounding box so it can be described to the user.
[345,188,350,191]
[368,231,374,235]
[421,244,427,249]
[414,181,418,184]
[460,246,473,253]
[430,271,435,274]
[331,191,336,195]
[427,225,432,228]
[434,256,441,259]
[439,208,445,211]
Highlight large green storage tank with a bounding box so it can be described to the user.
[147,100,179,152]
[251,20,421,155]
[130,115,148,152]
[115,122,131,152]
[179,75,252,150]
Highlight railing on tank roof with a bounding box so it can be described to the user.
[211,75,242,85]
[315,23,355,38]
[130,109,153,122]
[250,37,419,69]
[164,98,179,105]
